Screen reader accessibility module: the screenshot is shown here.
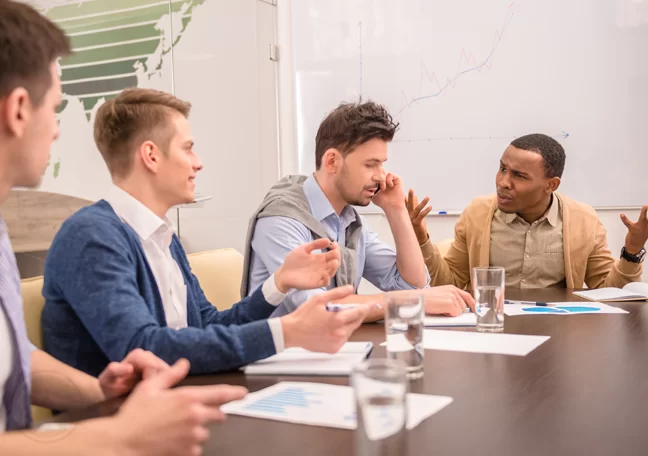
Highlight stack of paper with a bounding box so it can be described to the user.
[242,342,373,376]
[390,313,476,332]
[424,313,476,327]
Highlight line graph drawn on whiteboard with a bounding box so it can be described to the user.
[395,1,517,115]
[350,0,527,148]
[354,2,518,116]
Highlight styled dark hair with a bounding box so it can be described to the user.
[510,133,566,178]
[0,0,71,106]
[315,101,399,169]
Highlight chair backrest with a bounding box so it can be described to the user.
[20,276,52,421]
[435,238,454,258]
[21,276,45,349]
[186,248,244,310]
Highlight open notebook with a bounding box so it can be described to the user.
[242,342,374,376]
[424,313,476,327]
[390,313,477,331]
[573,282,648,302]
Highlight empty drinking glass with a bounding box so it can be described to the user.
[472,266,505,332]
[384,292,424,379]
[352,358,408,456]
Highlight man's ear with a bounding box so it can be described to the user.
[2,87,31,139]
[321,148,343,173]
[137,140,162,174]
[547,176,561,193]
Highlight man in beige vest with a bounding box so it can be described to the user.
[407,133,647,289]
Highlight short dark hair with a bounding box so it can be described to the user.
[510,133,566,178]
[315,101,399,169]
[0,0,71,106]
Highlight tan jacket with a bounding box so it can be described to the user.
[421,193,642,289]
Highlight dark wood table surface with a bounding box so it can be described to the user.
[53,289,648,455]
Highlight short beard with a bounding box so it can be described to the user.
[334,166,370,207]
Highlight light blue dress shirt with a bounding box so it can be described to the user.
[248,174,427,316]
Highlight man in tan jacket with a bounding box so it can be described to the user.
[407,133,648,289]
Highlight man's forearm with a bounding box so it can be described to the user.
[384,206,429,288]
[31,350,104,411]
[0,418,117,456]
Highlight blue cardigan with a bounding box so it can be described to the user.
[42,200,277,377]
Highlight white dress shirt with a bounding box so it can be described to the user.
[105,185,287,351]
[0,306,14,432]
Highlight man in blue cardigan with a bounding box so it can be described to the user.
[42,88,371,378]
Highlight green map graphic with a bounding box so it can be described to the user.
[39,0,205,178]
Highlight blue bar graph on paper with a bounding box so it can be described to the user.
[244,387,323,415]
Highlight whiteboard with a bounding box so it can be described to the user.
[290,0,648,212]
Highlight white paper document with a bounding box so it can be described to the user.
[221,381,453,432]
[383,329,549,356]
[242,342,373,376]
[504,302,629,316]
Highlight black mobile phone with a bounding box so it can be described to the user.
[374,183,380,195]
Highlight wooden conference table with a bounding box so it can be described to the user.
[53,289,648,455]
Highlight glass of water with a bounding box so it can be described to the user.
[384,292,424,379]
[352,358,408,455]
[472,266,505,332]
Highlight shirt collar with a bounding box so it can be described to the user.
[502,211,518,225]
[302,174,356,225]
[544,193,560,227]
[105,185,170,241]
[502,193,559,227]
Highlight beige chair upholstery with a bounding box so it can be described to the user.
[20,276,52,422]
[435,238,454,258]
[21,276,45,350]
[187,248,244,311]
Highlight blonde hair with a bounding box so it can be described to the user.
[93,88,191,178]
